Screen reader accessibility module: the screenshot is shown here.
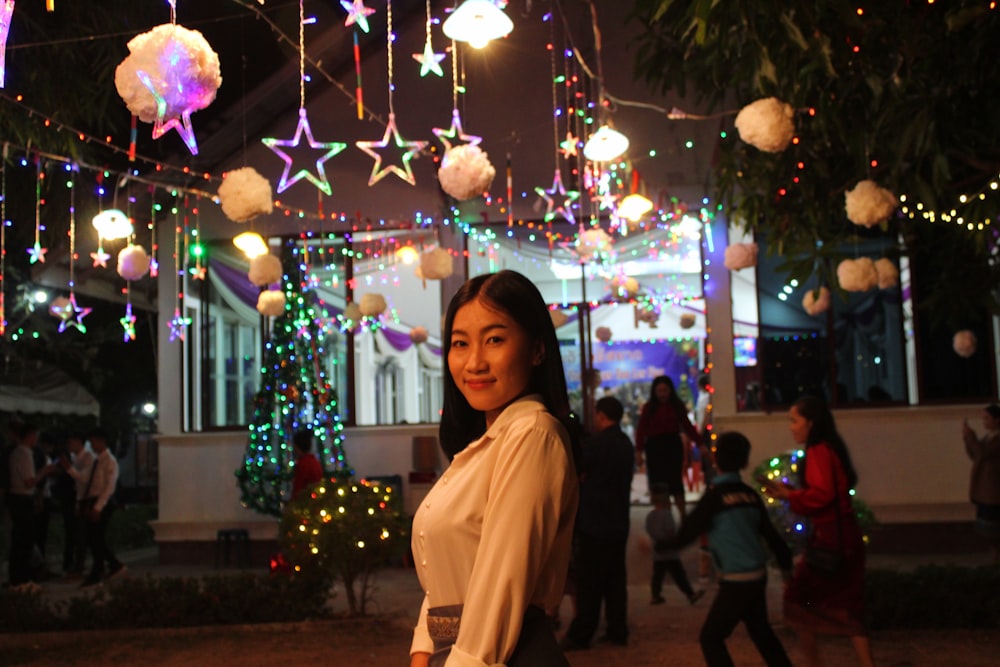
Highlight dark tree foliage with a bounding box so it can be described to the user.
[629,0,1000,329]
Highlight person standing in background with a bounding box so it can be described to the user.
[78,428,126,588]
[961,404,1000,564]
[635,376,700,517]
[561,396,634,651]
[290,429,324,500]
[59,433,94,576]
[6,422,56,591]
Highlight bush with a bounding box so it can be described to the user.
[278,476,409,616]
[865,565,1000,630]
[0,572,332,633]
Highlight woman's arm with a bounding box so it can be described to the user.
[786,445,837,516]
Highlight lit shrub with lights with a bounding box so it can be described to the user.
[752,450,876,553]
[279,477,409,616]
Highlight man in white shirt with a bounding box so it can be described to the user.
[6,422,56,591]
[59,433,95,575]
[78,428,126,588]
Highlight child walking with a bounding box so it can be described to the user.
[658,431,793,667]
[644,483,704,605]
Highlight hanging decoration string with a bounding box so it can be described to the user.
[0,143,6,336]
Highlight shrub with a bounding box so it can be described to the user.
[865,565,1000,630]
[278,476,409,616]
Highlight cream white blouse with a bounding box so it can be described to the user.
[410,395,578,667]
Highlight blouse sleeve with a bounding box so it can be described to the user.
[447,422,576,667]
[410,594,433,656]
[786,444,837,516]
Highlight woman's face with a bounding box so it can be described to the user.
[654,382,672,403]
[788,405,812,445]
[448,297,543,427]
[982,410,1000,431]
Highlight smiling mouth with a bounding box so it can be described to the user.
[464,379,494,389]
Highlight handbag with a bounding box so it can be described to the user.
[803,454,845,576]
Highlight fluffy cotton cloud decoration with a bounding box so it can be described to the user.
[610,275,640,299]
[117,245,151,282]
[837,257,878,292]
[679,313,697,329]
[218,167,273,223]
[734,97,795,153]
[802,287,831,315]
[874,258,899,289]
[256,290,286,317]
[359,293,387,317]
[419,247,453,281]
[595,326,613,343]
[438,145,496,201]
[114,24,222,127]
[550,310,569,329]
[845,180,898,228]
[724,242,758,271]
[248,253,282,287]
[953,330,977,358]
[409,326,429,345]
[576,228,613,261]
[49,296,71,319]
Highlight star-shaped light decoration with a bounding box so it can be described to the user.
[560,132,579,158]
[1,0,15,89]
[59,293,91,334]
[27,242,47,264]
[189,265,207,280]
[432,108,482,152]
[413,40,446,78]
[167,308,192,342]
[356,113,429,186]
[262,108,347,196]
[341,0,376,33]
[534,169,580,224]
[120,303,137,342]
[91,247,111,268]
[136,70,200,155]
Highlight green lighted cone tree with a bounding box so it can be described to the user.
[236,239,352,517]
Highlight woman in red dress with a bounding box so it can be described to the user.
[763,396,875,667]
[635,376,699,517]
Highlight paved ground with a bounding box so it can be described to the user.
[4,504,999,666]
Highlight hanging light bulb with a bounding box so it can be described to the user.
[583,125,629,162]
[233,231,269,259]
[395,245,420,265]
[443,0,514,49]
[92,209,134,240]
[618,193,654,222]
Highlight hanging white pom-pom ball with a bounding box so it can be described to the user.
[610,275,640,299]
[359,293,388,317]
[218,167,274,223]
[679,313,697,329]
[576,228,613,261]
[845,180,898,228]
[837,258,878,292]
[409,326,429,345]
[595,326,613,343]
[802,287,831,316]
[438,145,496,201]
[724,242,758,271]
[953,330,977,358]
[419,248,454,281]
[343,302,363,323]
[117,245,151,282]
[248,253,282,287]
[49,296,72,320]
[256,290,286,317]
[874,258,899,289]
[734,97,795,153]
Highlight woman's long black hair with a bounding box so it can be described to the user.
[793,395,859,488]
[438,270,574,461]
[643,375,689,420]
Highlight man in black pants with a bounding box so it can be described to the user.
[560,396,635,650]
[77,428,126,588]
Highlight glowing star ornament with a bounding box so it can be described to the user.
[59,293,91,334]
[413,40,446,78]
[90,247,111,268]
[138,68,200,154]
[262,108,347,195]
[120,304,137,342]
[432,108,482,151]
[356,113,428,186]
[167,308,192,342]
[560,132,579,158]
[341,0,375,33]
[534,169,580,224]
[27,241,47,264]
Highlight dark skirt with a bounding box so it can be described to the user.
[645,432,685,495]
[428,604,568,667]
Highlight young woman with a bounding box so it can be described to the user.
[961,404,1000,564]
[763,396,875,667]
[635,375,699,517]
[409,270,579,667]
